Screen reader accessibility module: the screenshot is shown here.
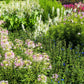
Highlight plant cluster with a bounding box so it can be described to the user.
[45,12,84,47]
[0,27,60,84]
[0,0,42,33]
[63,2,84,12]
[38,0,64,22]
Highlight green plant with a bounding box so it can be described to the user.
[45,13,84,47]
[1,10,37,33]
[0,27,54,84]
[0,0,41,33]
[34,35,84,83]
[39,0,64,22]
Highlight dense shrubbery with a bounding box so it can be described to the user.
[45,13,84,47]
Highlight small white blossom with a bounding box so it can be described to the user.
[78,32,81,35]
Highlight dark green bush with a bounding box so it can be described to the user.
[39,0,64,22]
[46,22,83,47]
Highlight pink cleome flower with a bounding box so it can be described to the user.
[5,51,15,60]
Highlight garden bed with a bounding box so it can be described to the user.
[0,0,84,84]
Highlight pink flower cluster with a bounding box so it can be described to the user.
[0,28,54,82]
[25,39,35,48]
[0,20,4,25]
[15,39,23,47]
[75,2,84,12]
[38,74,47,83]
[44,62,52,70]
[25,39,42,49]
[52,74,58,81]
[1,50,15,67]
[5,51,15,60]
[0,28,15,68]
[33,53,43,62]
[64,4,74,9]
[36,42,42,47]
[0,28,58,84]
[1,59,12,67]
[14,57,32,68]
[63,2,84,12]
[42,53,50,61]
[25,49,33,55]
[0,80,8,84]
[14,57,24,68]
[33,53,50,62]
[0,28,13,51]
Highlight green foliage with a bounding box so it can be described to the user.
[1,10,37,33]
[0,28,53,84]
[0,0,84,84]
[35,36,84,83]
[39,0,64,22]
[46,23,82,46]
[45,13,84,47]
[0,0,10,4]
[1,11,21,32]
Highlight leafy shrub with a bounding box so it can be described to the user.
[45,13,84,47]
[1,10,37,33]
[39,0,64,22]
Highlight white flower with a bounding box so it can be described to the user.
[77,4,80,8]
[81,22,83,24]
[57,8,60,17]
[73,8,77,12]
[22,24,26,32]
[78,32,81,35]
[52,6,54,14]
